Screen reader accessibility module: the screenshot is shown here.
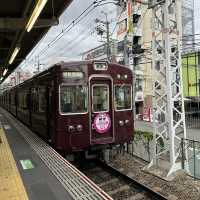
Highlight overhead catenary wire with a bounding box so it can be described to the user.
[40,19,96,59]
[27,1,200,67]
[38,3,100,58]
[39,10,115,60]
[12,0,200,77]
[25,0,107,66]
[44,28,96,60]
[38,1,118,63]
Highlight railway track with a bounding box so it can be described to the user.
[80,160,168,200]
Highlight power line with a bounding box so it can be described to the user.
[38,3,100,58]
[39,8,115,60]
[26,0,105,66]
[45,28,96,59]
[37,1,118,64]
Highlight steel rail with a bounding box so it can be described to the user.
[95,160,168,200]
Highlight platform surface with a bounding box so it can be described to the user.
[0,124,28,200]
[0,110,74,200]
[0,108,112,200]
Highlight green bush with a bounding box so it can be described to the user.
[134,130,153,142]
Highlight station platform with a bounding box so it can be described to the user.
[0,107,113,200]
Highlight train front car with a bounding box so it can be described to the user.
[56,61,134,158]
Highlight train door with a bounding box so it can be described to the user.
[90,77,114,144]
[47,85,55,143]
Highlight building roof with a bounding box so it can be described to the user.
[0,0,73,82]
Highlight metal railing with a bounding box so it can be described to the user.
[185,114,200,129]
[181,138,200,180]
[115,138,200,180]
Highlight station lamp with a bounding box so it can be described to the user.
[9,46,20,65]
[3,69,8,76]
[26,0,48,32]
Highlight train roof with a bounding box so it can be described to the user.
[8,60,132,89]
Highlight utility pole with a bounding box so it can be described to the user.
[104,12,110,60]
[95,11,111,61]
[123,35,129,66]
[107,24,110,60]
[35,56,44,74]
[146,0,187,177]
[37,59,40,73]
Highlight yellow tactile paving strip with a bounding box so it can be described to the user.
[0,128,29,200]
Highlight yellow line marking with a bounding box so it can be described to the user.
[0,128,29,200]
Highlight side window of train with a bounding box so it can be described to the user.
[115,85,132,110]
[11,93,15,105]
[31,87,46,113]
[60,85,87,114]
[24,92,28,109]
[31,88,39,112]
[18,90,28,109]
[38,87,46,113]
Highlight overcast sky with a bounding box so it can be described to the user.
[18,0,117,73]
[194,0,200,39]
[10,0,200,77]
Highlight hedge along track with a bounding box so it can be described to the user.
[80,159,168,200]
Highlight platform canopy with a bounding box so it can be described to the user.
[0,0,73,82]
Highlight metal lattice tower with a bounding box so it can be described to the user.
[149,0,187,177]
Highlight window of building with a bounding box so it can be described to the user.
[115,85,132,110]
[60,85,87,114]
[136,78,143,91]
[92,85,109,112]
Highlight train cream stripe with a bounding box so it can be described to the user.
[0,128,29,200]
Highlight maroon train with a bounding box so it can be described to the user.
[0,61,134,156]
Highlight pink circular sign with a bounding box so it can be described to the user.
[94,113,111,133]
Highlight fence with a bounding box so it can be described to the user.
[185,113,200,129]
[118,135,200,180]
[181,138,200,179]
[117,131,154,162]
[125,140,152,162]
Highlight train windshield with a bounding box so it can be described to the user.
[115,85,132,110]
[60,85,87,114]
[92,85,109,112]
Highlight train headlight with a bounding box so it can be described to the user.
[68,125,75,133]
[77,125,83,132]
[125,119,129,124]
[119,120,124,126]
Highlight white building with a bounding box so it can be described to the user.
[116,0,195,116]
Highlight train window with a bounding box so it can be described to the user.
[92,85,109,112]
[18,91,28,109]
[11,93,15,105]
[31,87,46,113]
[38,88,46,112]
[94,62,108,71]
[31,88,38,112]
[60,85,87,114]
[115,85,132,110]
[63,71,83,79]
